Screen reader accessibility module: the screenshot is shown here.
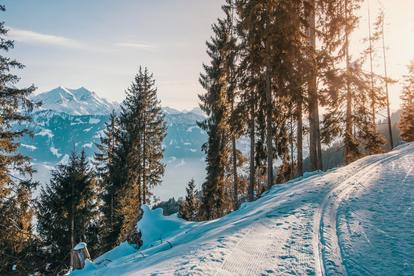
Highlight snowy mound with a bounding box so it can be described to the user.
[73,143,414,275]
[138,205,193,250]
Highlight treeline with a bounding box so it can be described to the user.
[187,0,396,221]
[0,6,167,271]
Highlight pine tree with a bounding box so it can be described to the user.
[178,179,200,221]
[103,67,166,246]
[198,14,234,219]
[120,67,166,205]
[305,0,354,170]
[320,0,387,163]
[237,0,309,185]
[221,0,241,211]
[37,151,99,272]
[305,0,323,172]
[0,5,37,273]
[359,8,386,154]
[94,110,120,251]
[400,60,414,142]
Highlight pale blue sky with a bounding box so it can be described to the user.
[3,0,414,110]
[4,0,223,110]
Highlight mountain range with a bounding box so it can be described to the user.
[31,86,118,115]
[16,87,208,199]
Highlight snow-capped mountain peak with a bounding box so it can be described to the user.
[32,86,118,115]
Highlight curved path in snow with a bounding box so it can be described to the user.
[74,143,414,276]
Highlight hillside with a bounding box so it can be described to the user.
[74,143,414,275]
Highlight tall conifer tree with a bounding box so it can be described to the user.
[37,151,99,272]
[102,67,166,245]
[0,5,37,273]
[198,14,235,219]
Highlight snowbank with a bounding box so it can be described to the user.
[73,143,414,275]
[138,205,192,250]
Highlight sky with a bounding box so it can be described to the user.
[3,0,414,111]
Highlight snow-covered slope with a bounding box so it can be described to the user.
[73,143,414,275]
[31,86,118,115]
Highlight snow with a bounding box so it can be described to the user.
[59,154,70,165]
[74,242,88,250]
[31,86,118,115]
[50,146,62,158]
[35,128,54,138]
[89,118,101,124]
[139,206,193,249]
[73,143,414,275]
[186,126,197,132]
[20,143,37,151]
[83,143,93,149]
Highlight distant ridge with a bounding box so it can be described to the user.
[31,86,118,115]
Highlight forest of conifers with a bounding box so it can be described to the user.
[0,1,413,274]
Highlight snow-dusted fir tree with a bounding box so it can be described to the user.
[400,60,414,142]
[0,5,38,274]
[37,151,99,272]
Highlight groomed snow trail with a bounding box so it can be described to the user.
[73,143,414,276]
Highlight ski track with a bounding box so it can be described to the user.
[315,147,414,276]
[73,143,414,276]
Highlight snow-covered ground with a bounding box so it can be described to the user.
[73,143,414,275]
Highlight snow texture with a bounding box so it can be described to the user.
[72,143,414,275]
[32,86,117,115]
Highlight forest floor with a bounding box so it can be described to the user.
[74,142,414,276]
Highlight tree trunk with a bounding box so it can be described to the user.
[232,135,238,209]
[296,100,304,177]
[381,14,394,150]
[290,113,295,179]
[248,98,255,202]
[110,193,114,232]
[142,129,146,204]
[265,70,273,189]
[344,0,353,163]
[70,181,75,268]
[307,0,323,171]
[368,3,376,131]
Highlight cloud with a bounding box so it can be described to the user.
[116,42,154,51]
[7,27,85,49]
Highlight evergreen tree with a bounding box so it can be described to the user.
[178,179,200,221]
[400,60,414,142]
[37,151,99,272]
[120,67,166,205]
[222,0,242,211]
[306,0,323,172]
[320,0,387,163]
[94,111,120,251]
[198,13,234,219]
[102,67,166,246]
[0,5,37,273]
[237,0,309,185]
